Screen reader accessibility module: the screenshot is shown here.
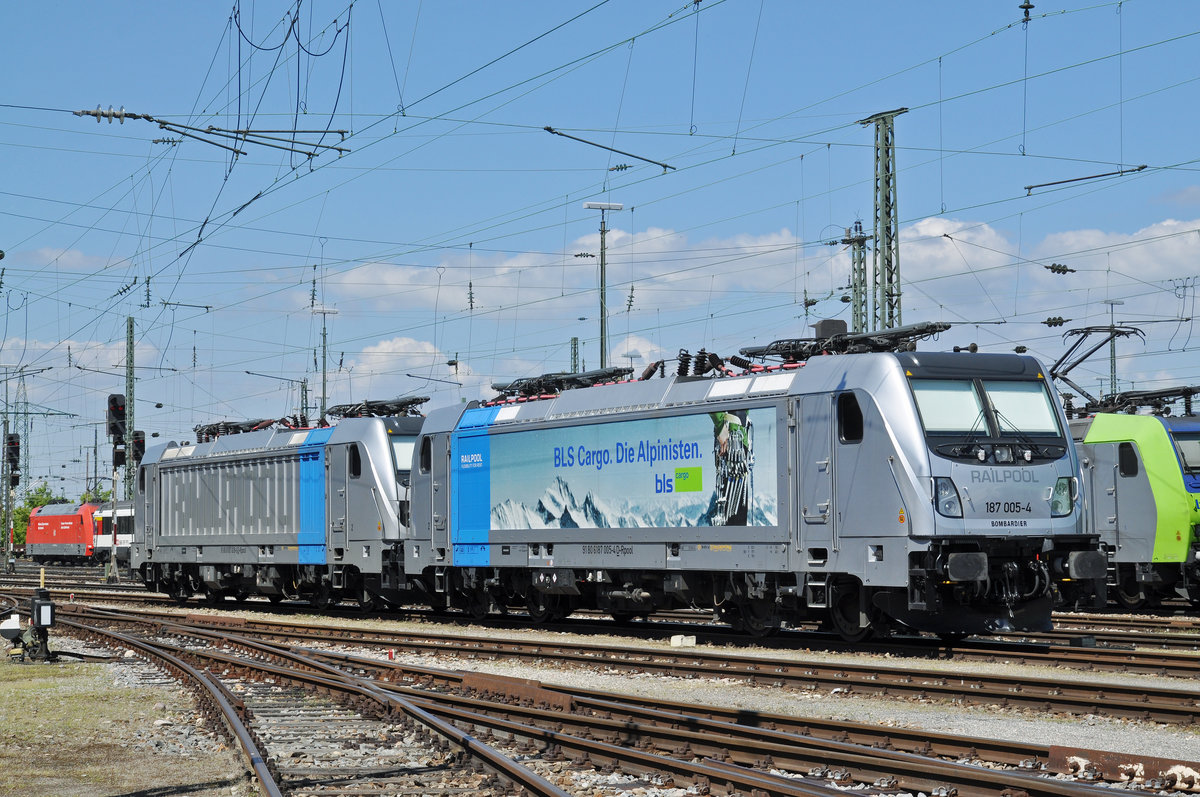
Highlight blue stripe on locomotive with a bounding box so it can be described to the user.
[298,427,335,564]
[451,406,500,566]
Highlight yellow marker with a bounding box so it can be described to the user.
[898,508,906,523]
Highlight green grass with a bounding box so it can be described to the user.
[0,655,256,796]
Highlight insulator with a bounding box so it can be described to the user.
[1186,395,1193,416]
[693,349,709,376]
[676,350,691,377]
[729,354,752,371]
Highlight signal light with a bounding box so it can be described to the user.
[113,444,125,469]
[4,433,18,471]
[131,430,146,462]
[1043,316,1068,327]
[107,393,126,439]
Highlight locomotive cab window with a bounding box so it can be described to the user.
[909,376,1066,461]
[837,392,863,443]
[349,444,362,479]
[910,379,986,434]
[419,436,432,474]
[982,380,1061,437]
[1172,432,1200,476]
[390,435,417,480]
[1118,442,1139,477]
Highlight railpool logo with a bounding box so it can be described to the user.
[656,467,702,493]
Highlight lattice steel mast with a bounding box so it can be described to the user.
[858,108,907,331]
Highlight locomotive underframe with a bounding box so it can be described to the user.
[413,532,1104,639]
[1107,539,1200,608]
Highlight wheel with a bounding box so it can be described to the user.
[738,600,779,638]
[267,593,284,604]
[936,632,969,645]
[463,589,491,621]
[168,584,191,606]
[356,588,378,613]
[827,579,875,643]
[203,589,226,607]
[233,589,250,603]
[310,584,334,611]
[1113,566,1149,611]
[526,592,558,624]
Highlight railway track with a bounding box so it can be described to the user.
[53,602,1200,725]
[49,602,1200,797]
[8,570,1200,650]
[10,582,1200,685]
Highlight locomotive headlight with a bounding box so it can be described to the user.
[1050,476,1076,517]
[933,477,963,518]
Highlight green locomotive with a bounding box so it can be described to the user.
[1071,388,1200,609]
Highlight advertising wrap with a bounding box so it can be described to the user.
[451,407,779,557]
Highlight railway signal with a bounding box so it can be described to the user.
[4,434,17,471]
[131,431,145,463]
[107,393,126,440]
[112,443,125,469]
[4,434,18,487]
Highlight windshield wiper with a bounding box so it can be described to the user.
[934,408,990,458]
[992,408,1048,458]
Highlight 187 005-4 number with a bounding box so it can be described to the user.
[985,501,1032,514]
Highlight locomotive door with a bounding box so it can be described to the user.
[799,394,837,555]
[1082,441,1157,564]
[1080,443,1119,550]
[326,444,349,555]
[138,464,157,556]
[430,433,451,557]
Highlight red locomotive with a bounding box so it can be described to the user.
[27,503,101,564]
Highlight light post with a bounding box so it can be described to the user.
[313,307,338,421]
[583,202,622,369]
[1104,299,1124,396]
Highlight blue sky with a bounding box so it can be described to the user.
[3,0,1200,497]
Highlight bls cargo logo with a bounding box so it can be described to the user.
[656,467,702,493]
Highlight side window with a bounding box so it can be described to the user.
[1118,442,1139,477]
[349,444,362,479]
[420,436,432,473]
[838,392,864,443]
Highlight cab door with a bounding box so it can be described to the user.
[426,433,452,557]
[325,444,350,558]
[799,394,837,556]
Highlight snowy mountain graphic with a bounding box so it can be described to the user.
[490,475,777,529]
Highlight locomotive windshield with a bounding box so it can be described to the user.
[390,435,418,478]
[910,377,1066,460]
[1172,431,1200,475]
[982,380,1061,436]
[908,380,985,433]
